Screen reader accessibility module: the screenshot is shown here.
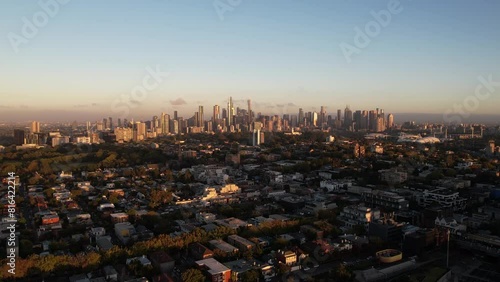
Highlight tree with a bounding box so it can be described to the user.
[182,268,205,282]
[149,189,172,209]
[241,269,260,282]
[332,264,354,282]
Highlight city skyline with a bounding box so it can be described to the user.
[1,0,500,122]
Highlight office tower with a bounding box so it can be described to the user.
[227,97,234,127]
[252,122,263,146]
[369,110,378,131]
[137,122,146,137]
[123,119,129,127]
[312,112,318,127]
[354,110,362,131]
[14,129,25,145]
[96,121,104,131]
[163,114,170,134]
[344,106,353,130]
[337,109,342,121]
[86,121,91,131]
[103,118,108,130]
[320,106,326,126]
[108,117,113,130]
[213,105,220,122]
[222,108,227,120]
[360,111,368,130]
[298,108,304,126]
[173,111,178,121]
[172,120,179,134]
[376,116,386,132]
[387,114,394,129]
[30,121,40,134]
[248,99,252,123]
[153,116,159,129]
[117,118,122,127]
[199,105,204,127]
[490,140,496,154]
[160,113,170,134]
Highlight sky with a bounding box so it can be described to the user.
[1,0,500,122]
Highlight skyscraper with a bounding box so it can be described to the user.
[387,114,394,129]
[160,113,170,135]
[173,111,178,121]
[30,121,40,133]
[252,122,263,146]
[213,105,220,122]
[298,108,304,126]
[227,97,234,127]
[248,99,252,123]
[320,106,326,126]
[344,106,353,130]
[14,129,25,145]
[109,117,113,130]
[198,105,204,128]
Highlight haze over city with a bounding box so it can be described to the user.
[1,0,499,123]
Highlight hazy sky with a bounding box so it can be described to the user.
[1,0,500,122]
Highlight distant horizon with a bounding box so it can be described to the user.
[1,109,499,125]
[1,0,499,123]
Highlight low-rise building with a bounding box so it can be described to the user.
[195,258,231,282]
[362,190,409,210]
[418,188,467,211]
[115,222,137,245]
[227,235,255,252]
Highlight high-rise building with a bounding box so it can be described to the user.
[320,106,327,126]
[117,118,122,127]
[369,110,378,131]
[172,119,179,134]
[360,111,368,130]
[173,111,178,121]
[387,114,394,129]
[109,117,113,130]
[213,105,220,122]
[248,99,252,123]
[298,108,304,126]
[30,121,40,134]
[253,122,263,146]
[198,105,204,128]
[227,97,234,127]
[160,113,170,135]
[344,106,353,130]
[222,108,227,120]
[103,118,108,130]
[153,116,159,129]
[353,110,362,131]
[312,112,318,127]
[14,129,25,145]
[376,116,386,132]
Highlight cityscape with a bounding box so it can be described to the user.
[1,1,500,282]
